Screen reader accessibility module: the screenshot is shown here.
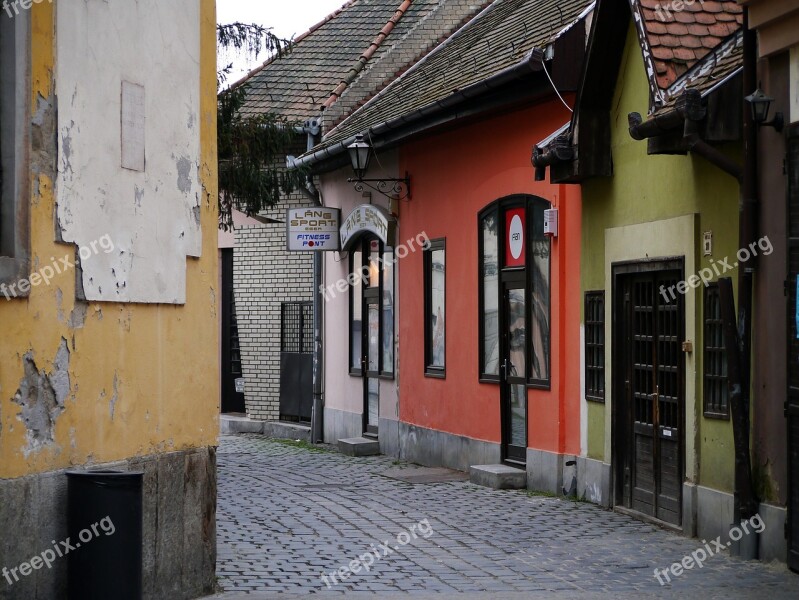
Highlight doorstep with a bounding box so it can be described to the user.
[338,437,381,457]
[469,464,527,489]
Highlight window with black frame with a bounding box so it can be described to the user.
[478,196,550,386]
[0,13,29,283]
[703,283,728,418]
[584,291,605,402]
[424,238,446,377]
[349,238,394,378]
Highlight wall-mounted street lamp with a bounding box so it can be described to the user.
[744,88,784,133]
[346,134,411,200]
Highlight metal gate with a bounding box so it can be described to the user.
[279,302,313,422]
[787,125,799,572]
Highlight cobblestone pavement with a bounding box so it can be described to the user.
[212,434,799,598]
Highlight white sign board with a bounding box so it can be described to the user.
[340,204,396,250]
[287,208,341,251]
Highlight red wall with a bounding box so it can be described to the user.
[398,99,582,455]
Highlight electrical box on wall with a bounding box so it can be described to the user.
[544,208,558,237]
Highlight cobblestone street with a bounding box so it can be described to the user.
[212,434,799,598]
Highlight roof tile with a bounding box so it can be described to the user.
[638,0,742,89]
[305,0,593,155]
[231,0,486,123]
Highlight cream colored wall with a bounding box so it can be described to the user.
[603,215,698,481]
[320,153,400,424]
[55,0,203,303]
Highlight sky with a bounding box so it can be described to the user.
[217,0,347,83]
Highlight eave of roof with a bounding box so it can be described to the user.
[533,3,744,179]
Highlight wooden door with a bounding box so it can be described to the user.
[617,266,683,527]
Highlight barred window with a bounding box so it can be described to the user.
[281,302,313,354]
[584,291,605,402]
[703,284,728,418]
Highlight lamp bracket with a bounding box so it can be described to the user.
[348,173,411,201]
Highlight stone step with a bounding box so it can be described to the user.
[338,437,380,457]
[220,414,264,434]
[263,421,311,442]
[469,464,527,489]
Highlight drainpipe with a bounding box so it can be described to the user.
[297,119,325,444]
[627,89,743,182]
[732,9,759,528]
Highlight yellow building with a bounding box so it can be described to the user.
[0,1,219,597]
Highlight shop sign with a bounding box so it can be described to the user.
[287,208,341,251]
[340,204,396,250]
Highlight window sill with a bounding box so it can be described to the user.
[702,411,730,420]
[526,381,551,391]
[424,368,446,379]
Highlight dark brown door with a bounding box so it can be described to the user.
[787,124,799,572]
[616,266,683,527]
[221,249,245,414]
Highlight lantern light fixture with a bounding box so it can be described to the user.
[346,134,411,200]
[744,88,784,132]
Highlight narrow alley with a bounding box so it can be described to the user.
[213,435,799,598]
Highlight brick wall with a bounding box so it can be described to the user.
[233,188,315,421]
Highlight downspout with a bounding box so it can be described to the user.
[627,89,743,182]
[733,8,759,527]
[627,89,743,183]
[296,121,325,444]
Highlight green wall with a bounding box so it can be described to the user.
[581,23,741,492]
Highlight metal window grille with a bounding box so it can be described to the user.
[584,291,605,401]
[703,284,728,418]
[281,302,313,354]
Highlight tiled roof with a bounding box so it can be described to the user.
[636,0,743,90]
[233,0,486,123]
[660,28,743,110]
[304,0,594,156]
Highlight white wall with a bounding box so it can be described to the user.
[321,153,400,425]
[55,0,202,303]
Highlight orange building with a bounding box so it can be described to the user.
[296,0,591,490]
[397,103,582,485]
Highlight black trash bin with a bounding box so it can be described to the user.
[66,469,143,600]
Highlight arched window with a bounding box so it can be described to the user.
[478,195,551,387]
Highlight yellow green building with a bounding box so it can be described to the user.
[535,0,789,564]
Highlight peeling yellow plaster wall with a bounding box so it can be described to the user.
[0,0,219,479]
